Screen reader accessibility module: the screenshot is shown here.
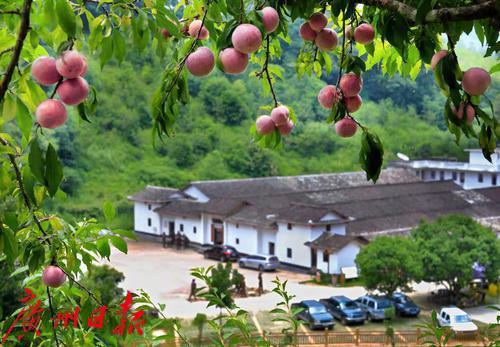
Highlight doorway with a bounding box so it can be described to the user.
[268,242,275,255]
[211,219,224,245]
[311,249,317,269]
[168,221,175,238]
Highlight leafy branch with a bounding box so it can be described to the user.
[256,35,279,108]
[46,286,61,347]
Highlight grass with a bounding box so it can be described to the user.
[299,275,365,288]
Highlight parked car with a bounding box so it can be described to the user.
[390,293,421,317]
[356,295,394,321]
[203,245,239,262]
[437,307,478,334]
[320,296,366,325]
[238,254,279,271]
[291,300,335,330]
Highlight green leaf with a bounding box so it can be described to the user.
[44,143,64,197]
[100,35,114,69]
[56,0,77,37]
[109,236,128,254]
[103,201,116,222]
[113,229,137,240]
[96,237,110,258]
[16,98,32,140]
[2,93,17,124]
[415,0,436,24]
[490,63,500,75]
[2,227,18,263]
[29,139,45,183]
[359,129,384,182]
[113,31,126,63]
[10,265,29,278]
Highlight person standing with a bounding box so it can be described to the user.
[188,279,197,302]
[258,271,263,296]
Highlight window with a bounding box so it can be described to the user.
[236,223,239,228]
[287,223,292,230]
[193,226,197,234]
[493,175,497,186]
[368,301,375,308]
[440,171,444,180]
[326,224,331,232]
[421,171,425,179]
[430,171,436,179]
[460,172,465,183]
[148,204,152,210]
[452,172,457,181]
[180,224,184,232]
[147,218,151,227]
[286,248,292,258]
[478,173,483,183]
[415,170,419,177]
[235,238,240,244]
[323,251,329,263]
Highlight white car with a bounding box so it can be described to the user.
[437,307,478,334]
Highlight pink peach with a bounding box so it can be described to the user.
[335,118,358,137]
[345,95,362,113]
[56,51,86,79]
[31,56,61,85]
[186,47,215,77]
[300,22,317,42]
[315,28,338,51]
[256,115,276,135]
[318,85,341,109]
[345,24,354,40]
[270,105,290,126]
[261,7,279,33]
[461,67,491,96]
[232,24,262,54]
[42,265,66,287]
[161,28,172,39]
[36,100,67,129]
[278,120,294,136]
[309,13,328,32]
[430,50,448,70]
[339,72,363,97]
[219,48,249,74]
[353,23,375,44]
[188,20,209,40]
[57,77,89,105]
[452,102,475,125]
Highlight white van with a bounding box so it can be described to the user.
[437,307,478,334]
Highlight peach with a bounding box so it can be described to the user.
[345,24,354,40]
[219,48,249,74]
[299,22,317,42]
[36,100,67,129]
[186,47,215,77]
[345,95,362,113]
[339,72,363,97]
[430,50,448,70]
[278,120,294,136]
[461,67,491,96]
[335,118,358,137]
[80,56,88,77]
[353,23,375,44]
[318,85,341,109]
[42,265,66,288]
[256,115,276,135]
[232,24,262,54]
[161,28,172,39]
[188,20,209,40]
[56,51,86,79]
[270,105,290,126]
[31,56,61,85]
[309,13,328,32]
[261,7,279,33]
[57,77,89,105]
[452,102,475,125]
[315,28,338,51]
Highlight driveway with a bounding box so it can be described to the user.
[464,305,500,324]
[103,240,367,318]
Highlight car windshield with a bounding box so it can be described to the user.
[454,315,471,323]
[309,306,327,314]
[341,301,358,309]
[377,300,392,309]
[397,296,412,304]
[269,256,279,262]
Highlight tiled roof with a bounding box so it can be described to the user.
[305,233,369,252]
[128,185,178,203]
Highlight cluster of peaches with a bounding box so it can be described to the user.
[32,51,89,129]
[430,50,492,124]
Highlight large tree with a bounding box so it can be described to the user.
[412,214,500,299]
[0,0,498,345]
[355,236,423,295]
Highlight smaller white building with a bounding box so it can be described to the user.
[390,149,500,190]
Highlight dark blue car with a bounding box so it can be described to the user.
[320,296,366,325]
[391,293,420,317]
[291,300,335,330]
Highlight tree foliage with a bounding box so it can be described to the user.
[355,236,423,295]
[412,214,500,297]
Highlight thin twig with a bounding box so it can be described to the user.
[0,46,14,57]
[50,77,64,99]
[257,35,279,107]
[0,9,21,15]
[0,0,33,101]
[59,268,103,306]
[336,13,347,86]
[46,287,61,347]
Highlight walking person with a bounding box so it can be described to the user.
[258,271,263,296]
[188,279,197,302]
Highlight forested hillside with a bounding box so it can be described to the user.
[34,29,497,229]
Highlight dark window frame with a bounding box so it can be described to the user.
[286,248,292,258]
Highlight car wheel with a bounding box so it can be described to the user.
[341,317,347,325]
[367,313,373,322]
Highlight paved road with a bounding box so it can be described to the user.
[464,305,500,324]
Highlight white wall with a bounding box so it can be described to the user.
[469,151,499,167]
[183,186,209,202]
[275,223,312,268]
[226,223,258,255]
[463,172,497,190]
[174,216,203,244]
[335,242,361,274]
[134,202,162,235]
[258,229,277,255]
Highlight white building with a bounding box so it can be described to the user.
[129,168,500,273]
[390,149,500,189]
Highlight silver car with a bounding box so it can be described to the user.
[238,254,279,271]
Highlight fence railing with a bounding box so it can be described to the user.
[159,328,490,346]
